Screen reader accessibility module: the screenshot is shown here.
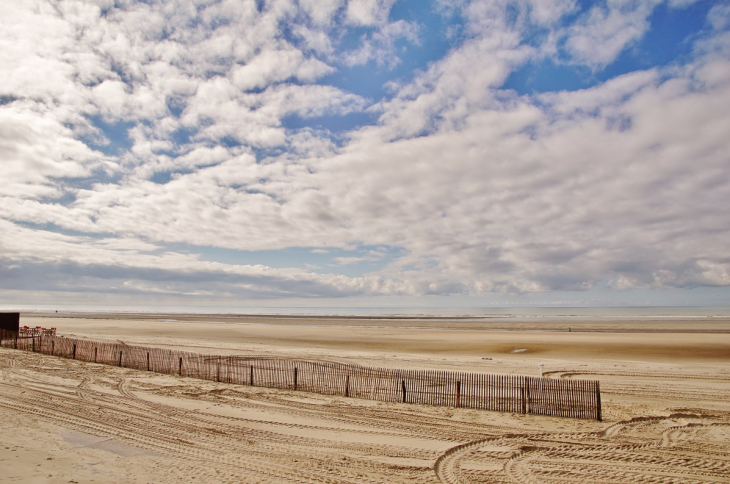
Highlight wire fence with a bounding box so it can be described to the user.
[0,330,601,420]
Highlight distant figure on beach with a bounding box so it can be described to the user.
[568,327,571,332]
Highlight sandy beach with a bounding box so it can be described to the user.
[2,312,729,483]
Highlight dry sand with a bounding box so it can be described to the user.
[1,312,729,483]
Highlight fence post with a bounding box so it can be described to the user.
[294,367,298,391]
[119,351,123,366]
[525,378,530,415]
[595,381,602,421]
[345,375,349,397]
[72,344,76,359]
[51,340,55,356]
[94,347,97,363]
[217,356,221,382]
[521,387,526,414]
[250,365,254,386]
[147,352,150,371]
[402,380,406,403]
[179,357,183,376]
[456,381,461,408]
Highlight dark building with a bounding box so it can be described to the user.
[0,312,20,332]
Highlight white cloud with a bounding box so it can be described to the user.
[180,76,365,147]
[526,0,577,26]
[342,19,420,67]
[564,1,660,69]
[259,83,367,118]
[92,80,130,120]
[299,0,344,26]
[708,4,730,31]
[0,102,109,200]
[367,8,532,141]
[231,48,334,90]
[667,0,701,7]
[346,0,396,27]
[293,25,336,55]
[539,69,659,115]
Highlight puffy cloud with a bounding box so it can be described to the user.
[0,102,110,200]
[299,0,344,26]
[561,0,706,70]
[231,48,335,90]
[180,77,365,147]
[708,4,730,31]
[341,19,420,67]
[346,0,396,27]
[564,1,659,69]
[525,0,577,26]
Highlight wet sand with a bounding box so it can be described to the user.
[1,313,729,483]
[22,312,730,362]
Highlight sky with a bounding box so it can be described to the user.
[1,0,730,310]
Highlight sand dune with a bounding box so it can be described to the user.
[1,313,729,483]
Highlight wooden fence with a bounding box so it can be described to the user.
[0,330,601,420]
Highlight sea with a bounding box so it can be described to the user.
[2,304,729,320]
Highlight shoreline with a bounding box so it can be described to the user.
[20,311,730,333]
[8,304,730,320]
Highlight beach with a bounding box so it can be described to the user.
[1,312,729,483]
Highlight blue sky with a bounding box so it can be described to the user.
[1,0,730,310]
